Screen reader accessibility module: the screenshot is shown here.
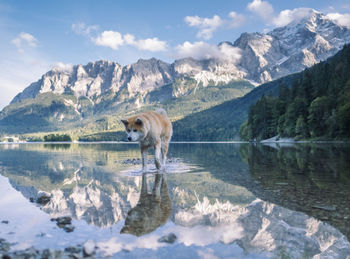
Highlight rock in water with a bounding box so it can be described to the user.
[83,240,96,257]
[312,205,336,211]
[158,233,177,244]
[51,216,72,225]
[63,225,75,233]
[0,238,10,252]
[36,191,51,205]
[51,216,75,232]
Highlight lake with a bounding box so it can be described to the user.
[0,142,350,258]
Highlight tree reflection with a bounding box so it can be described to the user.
[239,143,350,238]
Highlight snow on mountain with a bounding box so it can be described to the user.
[234,9,350,82]
[9,10,350,107]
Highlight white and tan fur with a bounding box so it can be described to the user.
[121,108,172,171]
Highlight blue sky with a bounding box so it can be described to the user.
[1,0,350,109]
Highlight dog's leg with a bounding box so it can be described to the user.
[141,173,148,196]
[160,138,165,166]
[152,174,162,200]
[154,140,162,170]
[161,136,170,167]
[141,146,148,172]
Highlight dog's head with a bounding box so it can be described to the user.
[121,117,146,142]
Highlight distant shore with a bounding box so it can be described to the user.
[1,140,350,145]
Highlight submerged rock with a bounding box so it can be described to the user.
[51,216,75,232]
[65,246,82,254]
[83,240,96,257]
[0,238,10,252]
[63,224,75,233]
[12,247,39,258]
[158,233,177,244]
[122,158,181,165]
[42,248,62,258]
[51,216,72,225]
[36,191,52,205]
[312,205,336,211]
[122,158,149,165]
[1,244,85,259]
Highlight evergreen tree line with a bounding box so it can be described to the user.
[240,44,350,141]
[43,133,72,142]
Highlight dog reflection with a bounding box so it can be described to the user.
[120,173,172,236]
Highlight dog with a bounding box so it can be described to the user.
[121,108,172,172]
[120,173,172,236]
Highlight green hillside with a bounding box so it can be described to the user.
[240,44,350,141]
[172,45,350,141]
[0,79,253,139]
[171,74,298,141]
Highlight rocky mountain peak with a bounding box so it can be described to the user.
[131,58,171,74]
[231,10,350,83]
[7,11,350,108]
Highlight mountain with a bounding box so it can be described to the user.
[0,58,254,133]
[172,74,297,141]
[233,9,350,82]
[239,44,350,141]
[1,9,350,135]
[173,43,350,141]
[9,57,248,107]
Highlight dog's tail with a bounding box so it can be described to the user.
[155,108,168,117]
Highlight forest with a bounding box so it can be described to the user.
[239,44,350,141]
[43,133,72,142]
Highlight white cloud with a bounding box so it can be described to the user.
[123,33,135,45]
[94,31,124,50]
[72,23,99,35]
[185,13,245,40]
[273,8,315,27]
[93,30,167,52]
[73,24,168,52]
[247,1,317,27]
[219,43,242,62]
[133,38,167,52]
[228,12,246,28]
[326,13,350,28]
[51,62,74,73]
[185,15,223,40]
[174,41,241,62]
[247,0,274,22]
[11,32,38,52]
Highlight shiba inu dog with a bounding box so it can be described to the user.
[121,108,172,172]
[120,173,171,236]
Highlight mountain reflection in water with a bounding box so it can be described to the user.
[0,143,350,258]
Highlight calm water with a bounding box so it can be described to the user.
[0,143,350,258]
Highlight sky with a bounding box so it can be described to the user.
[1,0,350,109]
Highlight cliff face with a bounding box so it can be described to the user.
[233,10,350,82]
[2,10,350,134]
[11,10,350,106]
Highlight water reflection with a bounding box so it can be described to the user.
[43,143,71,150]
[121,173,171,236]
[239,143,350,238]
[0,143,350,258]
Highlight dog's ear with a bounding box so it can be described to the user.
[121,119,129,126]
[135,118,143,126]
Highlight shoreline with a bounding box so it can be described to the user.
[1,140,350,145]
